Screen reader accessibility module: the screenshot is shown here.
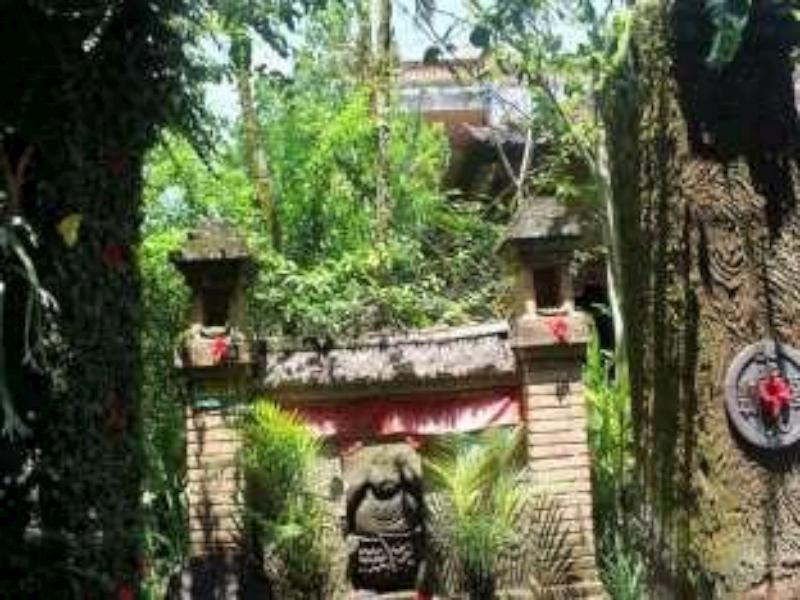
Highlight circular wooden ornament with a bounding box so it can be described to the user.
[724,340,800,449]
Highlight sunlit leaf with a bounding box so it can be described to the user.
[705,0,752,68]
[56,213,83,247]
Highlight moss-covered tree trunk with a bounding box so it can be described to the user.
[607,2,800,596]
[0,3,196,595]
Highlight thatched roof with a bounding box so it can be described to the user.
[170,220,250,265]
[502,196,581,244]
[261,321,517,393]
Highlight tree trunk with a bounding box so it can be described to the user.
[232,33,281,249]
[373,0,392,241]
[608,2,800,595]
[355,0,372,82]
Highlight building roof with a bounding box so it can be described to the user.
[261,321,517,393]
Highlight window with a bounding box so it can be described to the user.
[202,288,230,326]
[533,267,562,311]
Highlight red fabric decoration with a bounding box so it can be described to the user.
[297,388,521,439]
[414,592,433,600]
[546,316,569,343]
[211,336,231,363]
[758,372,792,421]
[102,243,127,270]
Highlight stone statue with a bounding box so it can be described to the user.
[343,443,427,593]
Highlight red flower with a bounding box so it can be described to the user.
[546,316,569,344]
[115,582,135,600]
[107,151,129,177]
[757,372,793,421]
[210,336,230,363]
[102,243,127,270]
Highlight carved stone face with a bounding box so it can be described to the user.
[343,443,425,592]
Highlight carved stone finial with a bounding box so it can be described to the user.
[171,221,255,371]
[499,196,588,353]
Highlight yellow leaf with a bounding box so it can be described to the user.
[57,213,82,247]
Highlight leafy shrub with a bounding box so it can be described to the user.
[425,428,571,599]
[583,328,632,535]
[139,229,191,597]
[240,401,341,598]
[600,532,646,600]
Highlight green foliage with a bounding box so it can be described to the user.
[600,533,646,600]
[143,7,504,344]
[584,327,632,530]
[211,0,325,59]
[139,229,191,596]
[425,428,571,598]
[241,401,320,516]
[583,327,646,598]
[705,0,752,68]
[144,135,258,234]
[240,401,337,597]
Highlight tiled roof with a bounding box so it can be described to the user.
[399,59,486,86]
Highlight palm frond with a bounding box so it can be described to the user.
[424,427,574,598]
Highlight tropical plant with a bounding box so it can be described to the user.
[584,327,632,534]
[0,143,58,439]
[0,214,55,439]
[599,532,646,600]
[583,326,647,599]
[240,401,342,598]
[425,428,572,599]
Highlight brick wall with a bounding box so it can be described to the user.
[183,372,602,597]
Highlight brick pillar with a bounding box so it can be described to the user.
[521,356,601,597]
[186,404,243,556]
[498,195,603,596]
[170,223,269,597]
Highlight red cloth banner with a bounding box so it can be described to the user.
[294,387,521,439]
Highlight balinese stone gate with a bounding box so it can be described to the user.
[606,3,800,597]
[171,202,602,598]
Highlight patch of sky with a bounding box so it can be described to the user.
[204,0,595,123]
[205,0,476,122]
